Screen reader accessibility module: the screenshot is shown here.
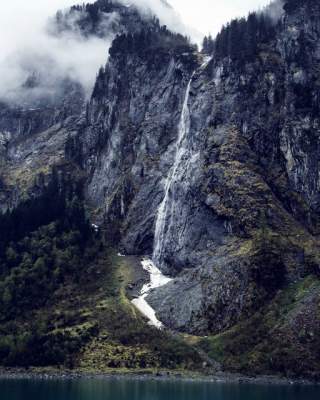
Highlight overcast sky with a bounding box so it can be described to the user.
[0,0,273,102]
[0,0,273,54]
[169,0,274,36]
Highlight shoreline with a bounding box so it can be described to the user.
[0,368,318,386]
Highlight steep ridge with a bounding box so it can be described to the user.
[80,0,320,377]
[82,28,198,251]
[0,0,170,212]
[0,0,320,379]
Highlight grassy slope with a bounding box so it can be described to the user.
[1,225,319,379]
[75,250,320,380]
[0,246,204,373]
[76,252,204,373]
[198,276,320,380]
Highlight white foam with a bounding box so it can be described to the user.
[152,57,212,266]
[153,77,193,265]
[131,258,172,329]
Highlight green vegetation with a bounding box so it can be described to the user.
[0,171,98,367]
[77,253,203,372]
[0,176,203,372]
[199,276,320,380]
[203,11,279,64]
[109,27,194,59]
[0,241,203,370]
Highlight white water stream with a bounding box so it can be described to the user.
[152,77,193,265]
[131,258,172,329]
[132,58,211,329]
[152,57,212,267]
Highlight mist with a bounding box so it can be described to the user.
[118,0,200,40]
[0,0,284,107]
[0,3,114,107]
[0,0,194,107]
[264,0,285,22]
[0,33,113,106]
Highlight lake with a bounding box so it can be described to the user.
[0,377,319,400]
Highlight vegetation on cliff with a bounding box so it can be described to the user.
[1,0,320,381]
[199,276,320,380]
[0,171,203,371]
[202,10,279,64]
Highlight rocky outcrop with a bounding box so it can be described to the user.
[0,0,320,377]
[0,0,171,211]
[74,0,320,336]
[83,36,198,251]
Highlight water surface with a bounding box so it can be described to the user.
[0,378,319,400]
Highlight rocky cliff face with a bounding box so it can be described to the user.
[0,0,166,212]
[1,0,320,379]
[75,0,320,336]
[83,37,198,252]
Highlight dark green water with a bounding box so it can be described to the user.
[0,378,319,400]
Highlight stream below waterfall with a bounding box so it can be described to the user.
[132,58,212,329]
[131,258,172,328]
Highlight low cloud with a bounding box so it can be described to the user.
[263,0,285,22]
[0,0,198,107]
[118,0,201,41]
[2,0,261,107]
[0,6,115,107]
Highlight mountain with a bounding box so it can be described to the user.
[0,0,319,380]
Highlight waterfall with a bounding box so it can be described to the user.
[152,77,194,266]
[152,58,212,268]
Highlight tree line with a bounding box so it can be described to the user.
[54,0,117,37]
[202,11,280,64]
[109,26,194,59]
[0,168,100,366]
[0,168,89,257]
[92,26,195,98]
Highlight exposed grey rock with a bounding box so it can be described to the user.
[1,0,320,337]
[82,0,320,334]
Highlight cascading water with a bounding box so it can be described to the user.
[131,258,172,329]
[152,58,212,268]
[132,58,211,328]
[152,78,193,266]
